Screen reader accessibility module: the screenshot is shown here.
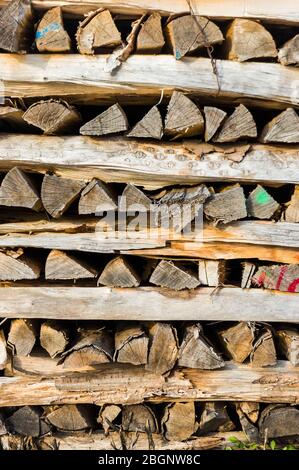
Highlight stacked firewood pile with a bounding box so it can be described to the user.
[0,0,298,451]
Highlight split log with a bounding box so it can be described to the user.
[114,325,149,365]
[149,260,200,290]
[98,256,141,288]
[0,167,42,211]
[204,185,247,224]
[259,405,299,439]
[238,402,260,424]
[122,404,157,433]
[214,105,257,142]
[78,179,117,215]
[146,322,178,375]
[7,406,50,437]
[8,319,38,356]
[276,328,299,366]
[80,104,128,136]
[164,15,223,60]
[136,13,164,53]
[40,321,69,358]
[241,262,256,288]
[225,19,277,62]
[119,183,152,212]
[162,402,196,441]
[35,7,71,52]
[198,260,228,287]
[60,327,114,368]
[45,249,98,280]
[127,106,163,140]
[285,186,299,223]
[0,0,33,52]
[0,413,7,436]
[217,322,254,363]
[154,184,210,231]
[198,402,235,435]
[76,9,122,55]
[247,185,280,219]
[203,107,227,142]
[250,328,276,367]
[0,248,41,281]
[164,91,204,138]
[278,34,299,66]
[0,330,7,370]
[41,174,86,218]
[260,108,299,144]
[235,405,259,442]
[23,100,81,135]
[252,264,299,292]
[178,324,224,370]
[98,405,121,435]
[0,104,27,130]
[46,405,94,431]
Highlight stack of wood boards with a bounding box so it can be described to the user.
[0,0,298,451]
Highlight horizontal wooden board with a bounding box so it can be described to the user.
[0,0,297,24]
[0,287,297,321]
[1,56,299,108]
[0,135,298,188]
[0,361,297,406]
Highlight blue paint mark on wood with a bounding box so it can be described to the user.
[36,22,60,39]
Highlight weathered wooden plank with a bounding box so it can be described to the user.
[0,135,298,188]
[0,0,297,24]
[0,287,297,321]
[0,361,297,406]
[0,430,243,451]
[1,56,299,108]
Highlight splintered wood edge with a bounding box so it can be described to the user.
[0,287,297,321]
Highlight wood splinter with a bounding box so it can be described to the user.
[45,249,98,280]
[114,324,149,365]
[165,15,224,60]
[136,13,165,53]
[150,260,200,290]
[98,256,141,288]
[127,105,163,140]
[41,174,86,219]
[35,7,71,52]
[0,167,42,211]
[178,324,224,370]
[0,0,33,53]
[76,9,122,55]
[225,19,277,62]
[80,104,128,136]
[164,91,204,139]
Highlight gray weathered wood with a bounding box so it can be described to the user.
[45,249,97,280]
[164,91,204,138]
[278,34,299,65]
[0,167,42,211]
[98,256,140,287]
[127,106,163,140]
[80,104,128,136]
[0,0,33,52]
[246,185,280,219]
[204,185,247,224]
[162,402,196,441]
[41,174,86,218]
[23,100,81,135]
[214,105,257,143]
[260,108,299,144]
[149,260,200,290]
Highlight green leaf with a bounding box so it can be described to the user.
[228,436,239,443]
[270,440,276,450]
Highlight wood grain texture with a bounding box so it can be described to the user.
[0,136,298,188]
[0,1,297,24]
[0,287,297,321]
[1,55,299,108]
[0,361,297,406]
